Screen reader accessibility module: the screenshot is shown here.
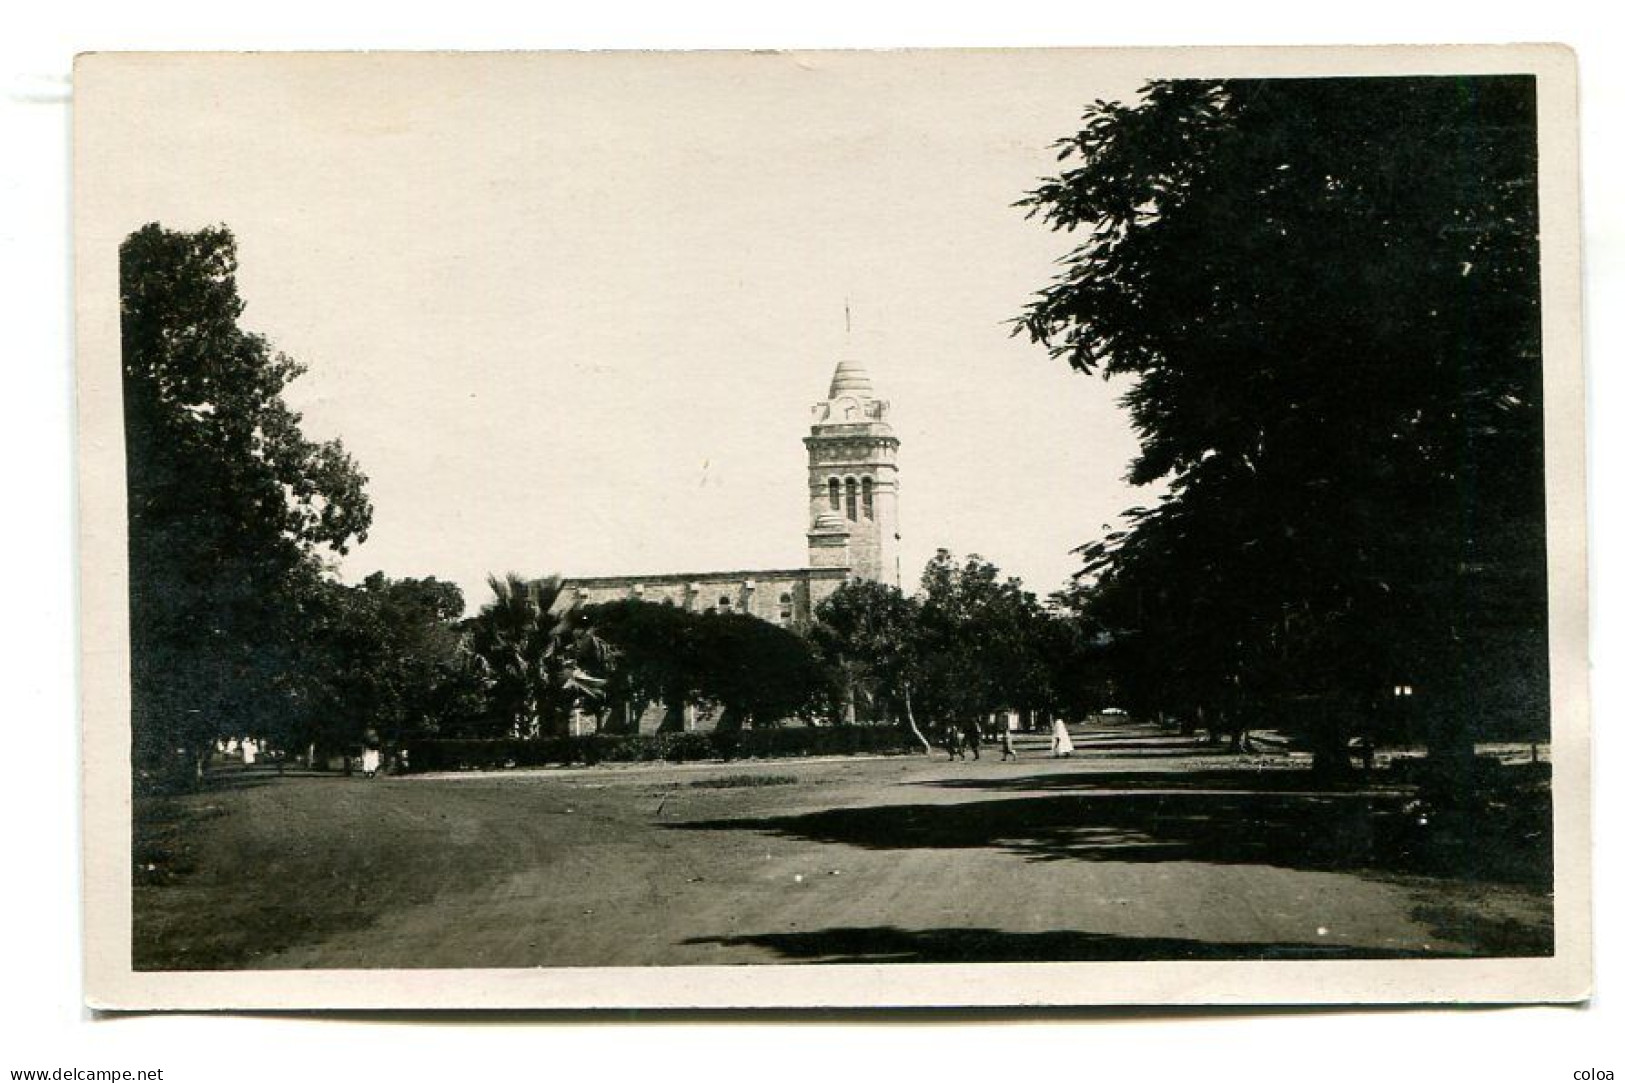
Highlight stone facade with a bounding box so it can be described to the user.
[553,360,900,731]
[557,566,850,629]
[805,360,901,586]
[559,359,900,611]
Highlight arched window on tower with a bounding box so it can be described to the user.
[778,592,794,625]
[718,595,732,613]
[845,477,858,521]
[828,477,840,509]
[861,476,874,519]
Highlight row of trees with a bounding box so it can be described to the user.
[574,551,1109,742]
[450,550,1105,742]
[1018,76,1550,771]
[813,552,1105,732]
[129,73,1552,784]
[120,225,585,778]
[122,225,1088,784]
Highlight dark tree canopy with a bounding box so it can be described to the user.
[585,598,707,733]
[690,611,829,730]
[585,599,828,731]
[284,573,470,757]
[122,224,374,776]
[812,579,921,722]
[913,551,1062,722]
[813,552,1083,731]
[1019,77,1548,764]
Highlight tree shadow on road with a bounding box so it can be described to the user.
[202,767,355,791]
[682,924,1437,964]
[1059,737,1218,755]
[667,783,1552,891]
[915,767,1397,794]
[1011,745,1234,758]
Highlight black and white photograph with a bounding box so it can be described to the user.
[72,46,1587,1010]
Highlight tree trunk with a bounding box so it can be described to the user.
[901,683,933,755]
[1423,715,1476,796]
[656,699,686,734]
[713,706,743,734]
[1309,697,1356,777]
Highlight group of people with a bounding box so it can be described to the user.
[941,720,990,761]
[941,716,1075,761]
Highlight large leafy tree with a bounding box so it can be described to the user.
[813,553,1069,746]
[812,579,921,725]
[811,579,936,751]
[1019,77,1547,769]
[365,575,475,740]
[913,551,1061,724]
[690,611,828,731]
[583,598,704,733]
[283,573,469,761]
[585,599,827,732]
[122,224,373,781]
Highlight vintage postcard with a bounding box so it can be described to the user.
[76,45,1589,1009]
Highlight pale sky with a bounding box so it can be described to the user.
[89,52,1163,609]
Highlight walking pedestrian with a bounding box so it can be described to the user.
[1000,712,1017,761]
[361,728,382,779]
[964,720,982,760]
[944,723,964,761]
[1050,716,1074,758]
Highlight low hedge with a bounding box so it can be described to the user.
[405,725,921,773]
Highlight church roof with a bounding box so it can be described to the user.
[827,359,875,399]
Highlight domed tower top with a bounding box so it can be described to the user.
[827,359,875,399]
[811,359,893,435]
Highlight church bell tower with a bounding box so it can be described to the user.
[805,360,900,586]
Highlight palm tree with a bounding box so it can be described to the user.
[468,573,612,738]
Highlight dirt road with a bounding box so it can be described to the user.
[134,724,1552,969]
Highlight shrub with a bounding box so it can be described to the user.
[404,724,918,772]
[688,774,799,789]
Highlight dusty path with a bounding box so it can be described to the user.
[134,723,1553,969]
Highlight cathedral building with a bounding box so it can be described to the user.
[557,359,901,627]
